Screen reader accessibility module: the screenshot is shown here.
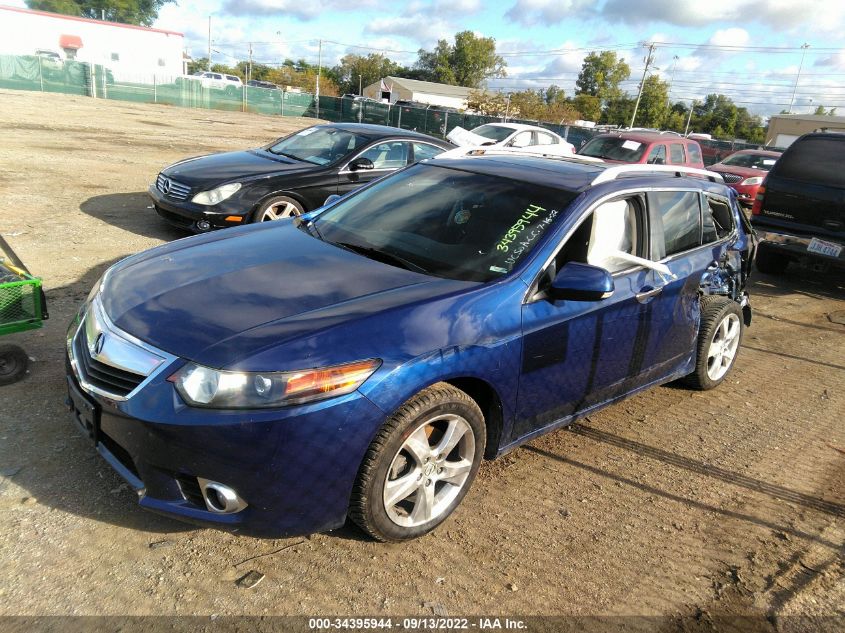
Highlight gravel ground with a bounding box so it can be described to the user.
[0,90,843,626]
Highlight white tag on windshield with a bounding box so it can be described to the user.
[622,140,641,151]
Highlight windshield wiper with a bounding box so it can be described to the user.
[267,149,302,161]
[295,217,325,241]
[333,242,428,274]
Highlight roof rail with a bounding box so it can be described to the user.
[591,165,724,186]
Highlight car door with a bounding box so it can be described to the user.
[336,140,412,197]
[514,195,656,439]
[640,188,732,378]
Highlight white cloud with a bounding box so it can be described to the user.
[364,15,456,47]
[707,27,750,48]
[504,0,597,27]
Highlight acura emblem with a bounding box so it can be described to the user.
[161,177,171,194]
[94,333,106,356]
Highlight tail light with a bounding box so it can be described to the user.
[751,184,766,216]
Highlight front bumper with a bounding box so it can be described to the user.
[148,185,250,232]
[754,226,845,269]
[65,307,387,537]
[728,183,760,206]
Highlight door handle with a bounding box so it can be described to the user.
[636,285,663,303]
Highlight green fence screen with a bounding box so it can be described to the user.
[1,53,769,163]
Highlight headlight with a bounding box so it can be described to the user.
[191,183,242,205]
[170,359,381,408]
[740,176,763,186]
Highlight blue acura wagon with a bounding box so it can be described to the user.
[66,155,754,541]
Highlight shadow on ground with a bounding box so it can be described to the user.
[79,192,189,242]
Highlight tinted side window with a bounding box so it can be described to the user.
[358,141,410,169]
[669,143,686,164]
[648,191,701,259]
[687,143,703,165]
[773,137,845,187]
[647,144,666,164]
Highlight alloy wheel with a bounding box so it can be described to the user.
[706,313,741,381]
[260,200,301,221]
[383,413,475,528]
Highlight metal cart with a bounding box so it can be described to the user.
[0,235,48,385]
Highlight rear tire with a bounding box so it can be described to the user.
[755,243,789,275]
[349,383,486,542]
[684,296,743,391]
[0,344,28,386]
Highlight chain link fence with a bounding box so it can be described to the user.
[1,53,767,164]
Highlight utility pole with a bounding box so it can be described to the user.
[207,16,212,71]
[667,55,679,106]
[684,100,696,136]
[630,42,656,128]
[248,42,253,83]
[359,74,362,96]
[788,43,810,114]
[316,39,322,120]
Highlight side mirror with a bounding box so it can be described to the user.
[548,262,614,302]
[323,194,342,207]
[349,157,375,171]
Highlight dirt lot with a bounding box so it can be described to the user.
[0,89,843,625]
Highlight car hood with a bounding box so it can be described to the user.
[709,164,765,178]
[162,150,312,187]
[101,223,471,367]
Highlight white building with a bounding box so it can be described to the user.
[0,5,186,81]
[363,76,476,110]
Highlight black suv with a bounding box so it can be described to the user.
[751,133,844,274]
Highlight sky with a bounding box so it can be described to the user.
[12,0,845,118]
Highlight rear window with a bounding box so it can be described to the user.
[669,143,686,164]
[773,137,845,187]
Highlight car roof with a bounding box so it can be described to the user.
[727,149,782,157]
[478,122,554,134]
[319,122,447,141]
[591,131,691,143]
[427,153,726,194]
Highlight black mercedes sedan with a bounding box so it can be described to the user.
[148,123,453,232]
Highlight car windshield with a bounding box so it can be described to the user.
[313,164,575,282]
[722,153,778,170]
[470,125,516,142]
[267,127,368,165]
[579,137,648,162]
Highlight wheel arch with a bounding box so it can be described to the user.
[250,190,309,218]
[442,377,504,460]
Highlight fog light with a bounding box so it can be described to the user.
[196,219,212,232]
[197,478,248,514]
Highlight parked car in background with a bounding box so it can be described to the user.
[69,157,753,541]
[750,133,845,274]
[193,71,243,93]
[578,131,705,168]
[447,123,576,156]
[246,79,279,90]
[34,48,64,78]
[707,149,781,207]
[149,123,452,232]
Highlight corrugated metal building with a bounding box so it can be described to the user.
[363,76,476,109]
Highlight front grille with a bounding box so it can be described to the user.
[156,174,192,201]
[72,331,145,397]
[716,172,743,184]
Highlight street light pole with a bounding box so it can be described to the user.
[788,43,810,114]
[316,39,322,119]
[630,42,656,128]
[667,55,679,106]
[359,74,362,96]
[684,100,696,136]
[207,15,212,71]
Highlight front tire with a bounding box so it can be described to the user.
[252,196,304,222]
[684,296,743,391]
[349,383,486,542]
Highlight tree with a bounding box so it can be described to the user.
[601,95,635,126]
[575,51,630,102]
[571,94,601,122]
[332,53,402,95]
[415,31,506,88]
[26,0,175,27]
[633,75,669,128]
[466,90,508,116]
[187,57,207,75]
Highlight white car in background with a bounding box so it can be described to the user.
[447,123,576,156]
[193,71,243,93]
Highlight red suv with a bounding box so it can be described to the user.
[578,131,705,168]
